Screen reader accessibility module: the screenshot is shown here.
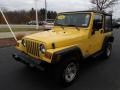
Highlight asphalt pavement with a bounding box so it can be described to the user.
[0,29,120,90]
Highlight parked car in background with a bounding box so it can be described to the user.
[27,21,36,25]
[112,21,120,29]
[39,21,47,25]
[47,19,55,25]
[27,21,46,25]
[27,19,55,26]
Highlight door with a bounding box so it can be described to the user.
[88,14,104,55]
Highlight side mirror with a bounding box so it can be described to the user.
[93,20,102,30]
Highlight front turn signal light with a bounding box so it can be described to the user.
[45,52,52,59]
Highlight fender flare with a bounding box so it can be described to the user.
[102,36,114,49]
[103,36,114,43]
[51,46,83,64]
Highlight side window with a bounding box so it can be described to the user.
[105,15,112,32]
[93,14,103,30]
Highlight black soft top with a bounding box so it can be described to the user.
[59,10,112,16]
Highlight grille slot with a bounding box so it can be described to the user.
[25,40,40,57]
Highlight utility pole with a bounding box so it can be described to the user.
[35,0,39,29]
[45,0,47,22]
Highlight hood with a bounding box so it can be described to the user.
[25,27,89,49]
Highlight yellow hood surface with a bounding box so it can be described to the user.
[25,27,89,49]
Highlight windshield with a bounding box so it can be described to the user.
[55,13,91,27]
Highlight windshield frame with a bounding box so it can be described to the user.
[54,12,91,28]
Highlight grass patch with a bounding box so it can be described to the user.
[0,28,42,32]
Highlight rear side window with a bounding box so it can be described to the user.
[94,15,103,22]
[104,15,112,32]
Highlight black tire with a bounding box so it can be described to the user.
[55,58,79,87]
[101,43,112,59]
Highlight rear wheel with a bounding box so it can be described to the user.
[101,43,112,58]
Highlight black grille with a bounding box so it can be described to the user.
[25,40,40,57]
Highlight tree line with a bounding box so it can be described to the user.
[0,8,57,24]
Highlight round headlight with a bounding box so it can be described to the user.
[39,44,46,53]
[22,39,26,47]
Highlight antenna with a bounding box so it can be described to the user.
[0,8,18,42]
[34,0,39,29]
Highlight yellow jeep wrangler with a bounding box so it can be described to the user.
[13,11,114,85]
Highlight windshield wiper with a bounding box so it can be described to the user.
[67,25,80,30]
[55,24,80,30]
[54,23,65,30]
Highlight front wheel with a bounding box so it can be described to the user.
[55,60,79,86]
[64,62,78,83]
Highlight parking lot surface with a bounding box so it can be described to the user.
[0,29,120,90]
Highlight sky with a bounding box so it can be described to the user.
[0,0,120,18]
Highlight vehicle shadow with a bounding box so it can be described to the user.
[79,56,107,74]
[18,56,107,89]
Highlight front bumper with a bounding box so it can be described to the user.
[12,52,50,71]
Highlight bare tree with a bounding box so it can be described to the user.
[91,0,118,11]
